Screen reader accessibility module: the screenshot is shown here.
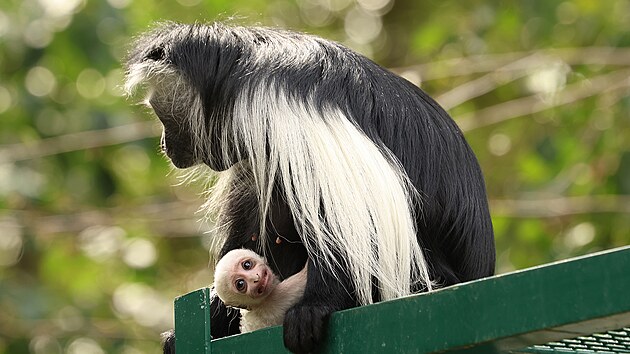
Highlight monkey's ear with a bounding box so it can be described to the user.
[146,46,165,61]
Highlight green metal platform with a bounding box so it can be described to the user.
[173,246,630,353]
[519,328,630,353]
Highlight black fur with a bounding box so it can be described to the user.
[127,22,495,353]
[161,330,175,354]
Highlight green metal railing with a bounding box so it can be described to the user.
[173,246,630,353]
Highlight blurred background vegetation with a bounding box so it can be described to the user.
[1,0,629,353]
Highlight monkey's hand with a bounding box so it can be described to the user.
[282,258,356,353]
[283,302,334,353]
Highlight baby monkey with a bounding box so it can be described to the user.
[214,249,308,333]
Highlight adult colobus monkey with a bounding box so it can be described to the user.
[125,22,495,353]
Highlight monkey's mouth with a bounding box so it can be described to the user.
[159,133,167,153]
[160,130,197,169]
[256,270,270,296]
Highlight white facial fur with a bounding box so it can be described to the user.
[214,249,280,309]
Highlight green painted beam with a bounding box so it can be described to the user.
[174,287,212,354]
[175,246,630,353]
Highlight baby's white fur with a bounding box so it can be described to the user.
[214,249,308,333]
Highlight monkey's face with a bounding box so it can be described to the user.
[230,255,277,304]
[147,91,200,169]
[127,56,206,169]
[126,23,248,171]
[214,250,280,308]
[133,60,238,171]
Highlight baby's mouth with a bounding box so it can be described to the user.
[256,270,269,295]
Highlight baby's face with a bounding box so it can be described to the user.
[216,250,278,307]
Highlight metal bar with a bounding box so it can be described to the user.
[176,246,630,353]
[174,287,212,354]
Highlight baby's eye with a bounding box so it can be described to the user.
[242,260,252,270]
[235,279,246,292]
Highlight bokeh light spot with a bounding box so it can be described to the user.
[76,69,106,99]
[30,335,62,354]
[113,283,172,328]
[122,238,157,269]
[0,11,9,38]
[78,225,125,261]
[344,7,382,44]
[38,0,84,18]
[23,20,54,48]
[107,0,132,9]
[526,61,570,95]
[0,218,23,267]
[0,85,13,113]
[357,0,392,12]
[25,66,57,97]
[564,222,596,249]
[66,338,104,354]
[488,133,512,156]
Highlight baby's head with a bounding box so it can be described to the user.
[214,249,280,309]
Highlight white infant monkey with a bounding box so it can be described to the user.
[214,249,308,333]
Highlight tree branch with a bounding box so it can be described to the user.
[455,68,630,132]
[436,53,540,110]
[6,193,630,239]
[0,121,158,164]
[490,195,630,217]
[391,47,630,81]
[4,199,208,237]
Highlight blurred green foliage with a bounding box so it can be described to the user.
[0,0,629,353]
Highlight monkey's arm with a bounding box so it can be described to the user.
[273,262,307,299]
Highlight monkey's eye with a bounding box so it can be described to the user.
[146,46,165,61]
[235,279,246,292]
[242,260,252,270]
